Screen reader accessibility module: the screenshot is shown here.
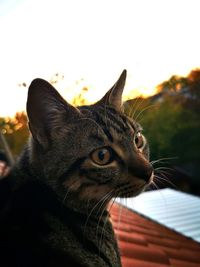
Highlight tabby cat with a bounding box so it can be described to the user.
[0,70,153,267]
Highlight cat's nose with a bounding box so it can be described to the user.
[128,154,154,184]
[129,164,154,183]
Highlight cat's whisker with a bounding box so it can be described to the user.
[134,104,157,122]
[147,181,157,192]
[154,168,173,180]
[158,174,177,188]
[153,166,177,190]
[154,174,178,190]
[153,177,165,187]
[98,194,119,252]
[154,167,172,176]
[115,199,123,235]
[154,166,174,173]
[97,204,113,252]
[62,179,80,203]
[150,157,178,166]
[95,190,115,243]
[128,96,144,119]
[151,180,160,190]
[150,180,170,216]
[84,190,114,238]
[130,96,144,118]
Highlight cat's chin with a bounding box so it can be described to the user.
[117,184,147,198]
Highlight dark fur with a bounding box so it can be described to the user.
[0,71,153,266]
[0,163,120,267]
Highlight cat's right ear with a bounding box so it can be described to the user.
[27,78,80,150]
[95,70,127,112]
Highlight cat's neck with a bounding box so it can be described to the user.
[9,146,110,219]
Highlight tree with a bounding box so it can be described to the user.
[125,83,200,193]
[157,75,188,93]
[187,69,200,99]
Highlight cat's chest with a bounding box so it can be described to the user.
[42,211,122,267]
[0,180,122,267]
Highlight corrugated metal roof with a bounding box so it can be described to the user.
[118,188,200,243]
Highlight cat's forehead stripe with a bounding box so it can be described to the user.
[81,106,140,144]
[91,112,114,142]
[96,107,127,129]
[93,109,126,138]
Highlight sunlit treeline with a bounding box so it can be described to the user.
[0,68,200,158]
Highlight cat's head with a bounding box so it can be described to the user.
[27,70,153,203]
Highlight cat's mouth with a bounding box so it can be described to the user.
[116,182,144,198]
[148,172,154,184]
[117,172,154,198]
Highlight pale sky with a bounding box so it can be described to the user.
[0,0,200,117]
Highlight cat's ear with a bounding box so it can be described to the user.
[96,69,127,112]
[27,78,80,149]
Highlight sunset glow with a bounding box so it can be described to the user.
[0,0,200,117]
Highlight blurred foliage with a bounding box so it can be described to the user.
[127,97,200,167]
[0,112,29,157]
[157,75,188,93]
[125,68,200,193]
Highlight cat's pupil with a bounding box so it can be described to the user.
[98,150,106,161]
[135,132,143,149]
[91,147,112,165]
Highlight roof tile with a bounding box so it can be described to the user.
[121,257,171,267]
[110,203,200,267]
[115,229,148,246]
[169,259,200,267]
[119,241,170,264]
[148,244,200,263]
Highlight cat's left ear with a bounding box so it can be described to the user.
[27,78,80,150]
[95,69,127,112]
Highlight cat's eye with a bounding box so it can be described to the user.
[134,132,144,149]
[91,147,113,166]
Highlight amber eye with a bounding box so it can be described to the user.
[91,148,113,166]
[134,132,144,149]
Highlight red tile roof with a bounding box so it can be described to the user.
[110,204,200,267]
